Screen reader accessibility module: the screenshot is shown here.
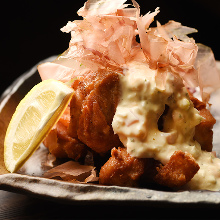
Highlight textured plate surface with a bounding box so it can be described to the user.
[0,56,220,205]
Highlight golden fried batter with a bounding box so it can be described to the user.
[154,151,200,188]
[99,147,159,187]
[69,69,121,153]
[44,116,88,161]
[99,148,199,188]
[99,147,145,187]
[194,108,216,152]
[189,92,216,152]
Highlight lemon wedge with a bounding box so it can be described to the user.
[4,79,74,173]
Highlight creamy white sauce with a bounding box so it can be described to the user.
[112,61,220,191]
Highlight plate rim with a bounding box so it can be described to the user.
[1,173,220,205]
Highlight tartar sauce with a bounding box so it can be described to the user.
[112,61,220,191]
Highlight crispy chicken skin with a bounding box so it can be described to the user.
[44,69,121,159]
[44,121,88,161]
[68,69,121,154]
[100,148,199,188]
[44,106,88,161]
[189,92,216,152]
[99,147,146,187]
[154,151,200,188]
[99,147,160,187]
[195,108,216,152]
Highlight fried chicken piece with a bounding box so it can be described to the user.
[154,151,200,188]
[188,92,216,152]
[194,108,216,152]
[44,128,67,158]
[188,92,206,110]
[99,147,158,187]
[57,121,88,160]
[99,148,199,189]
[44,108,88,161]
[69,69,121,154]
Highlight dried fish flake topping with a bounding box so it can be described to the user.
[38,0,220,102]
[44,161,98,183]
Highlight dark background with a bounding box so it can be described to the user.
[1,0,220,95]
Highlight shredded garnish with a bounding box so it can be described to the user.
[38,0,220,102]
[44,161,98,183]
